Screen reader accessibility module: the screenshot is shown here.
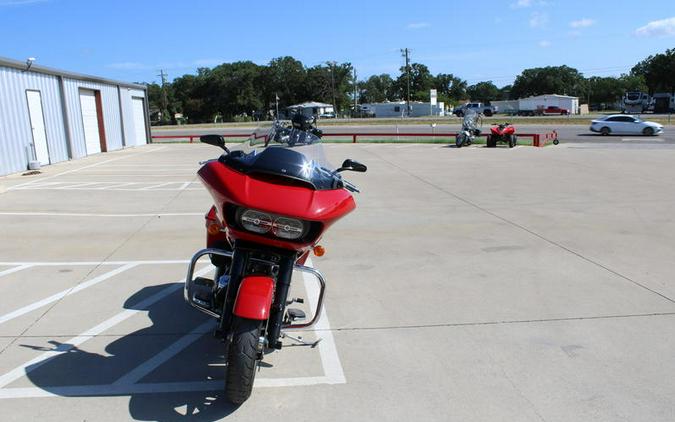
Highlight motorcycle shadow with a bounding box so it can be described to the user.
[21,283,240,421]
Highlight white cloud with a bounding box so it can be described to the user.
[570,18,595,28]
[529,12,549,28]
[407,22,430,29]
[511,0,532,8]
[635,16,675,37]
[538,40,551,48]
[510,0,549,8]
[0,0,48,5]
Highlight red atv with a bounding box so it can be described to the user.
[487,122,517,148]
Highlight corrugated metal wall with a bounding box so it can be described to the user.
[0,63,148,176]
[0,66,69,176]
[63,79,124,158]
[119,88,147,146]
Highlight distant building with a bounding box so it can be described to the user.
[286,101,335,118]
[518,94,580,115]
[360,101,445,118]
[0,56,150,176]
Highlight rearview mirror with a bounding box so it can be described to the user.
[337,159,367,173]
[200,134,229,152]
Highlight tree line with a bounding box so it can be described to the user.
[146,48,674,124]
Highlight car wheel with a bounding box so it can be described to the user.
[600,127,610,136]
[643,127,654,136]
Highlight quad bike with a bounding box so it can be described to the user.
[486,122,517,148]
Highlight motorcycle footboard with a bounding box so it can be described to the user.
[185,248,233,318]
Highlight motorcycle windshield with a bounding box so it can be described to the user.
[462,110,480,129]
[223,122,338,190]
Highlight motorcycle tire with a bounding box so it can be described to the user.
[225,317,263,405]
[508,135,516,148]
[486,135,496,148]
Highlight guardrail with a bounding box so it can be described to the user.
[151,130,559,147]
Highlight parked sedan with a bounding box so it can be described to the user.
[590,115,664,136]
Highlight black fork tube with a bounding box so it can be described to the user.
[218,247,247,334]
[267,255,294,348]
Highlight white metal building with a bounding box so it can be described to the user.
[518,94,580,114]
[360,101,445,117]
[0,56,150,176]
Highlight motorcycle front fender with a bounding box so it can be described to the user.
[233,276,275,320]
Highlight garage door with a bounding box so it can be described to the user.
[80,90,101,155]
[132,97,147,146]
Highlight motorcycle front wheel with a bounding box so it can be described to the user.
[225,317,263,404]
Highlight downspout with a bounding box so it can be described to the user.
[117,85,127,147]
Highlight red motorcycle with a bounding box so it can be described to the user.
[185,120,366,404]
[486,122,517,148]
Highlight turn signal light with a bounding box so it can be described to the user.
[313,245,325,257]
[207,221,222,236]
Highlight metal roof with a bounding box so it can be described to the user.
[288,101,334,108]
[0,56,146,90]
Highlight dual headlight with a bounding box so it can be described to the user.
[236,208,307,240]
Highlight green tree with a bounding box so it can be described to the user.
[394,63,435,101]
[359,74,395,103]
[434,73,467,102]
[511,65,586,98]
[631,48,675,94]
[466,81,499,103]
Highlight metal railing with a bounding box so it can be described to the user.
[151,130,559,147]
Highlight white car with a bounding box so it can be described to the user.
[590,114,663,136]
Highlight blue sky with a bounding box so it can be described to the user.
[1,0,674,86]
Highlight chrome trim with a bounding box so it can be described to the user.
[185,248,327,329]
[185,248,233,318]
[285,264,326,329]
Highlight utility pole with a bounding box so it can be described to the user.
[327,61,337,114]
[158,69,169,122]
[353,67,358,115]
[401,48,411,117]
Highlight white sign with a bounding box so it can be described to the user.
[430,89,437,106]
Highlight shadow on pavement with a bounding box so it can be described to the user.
[21,283,240,421]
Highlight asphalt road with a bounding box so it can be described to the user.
[152,123,675,144]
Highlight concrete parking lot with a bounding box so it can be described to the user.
[1,142,675,421]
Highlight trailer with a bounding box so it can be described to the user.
[622,91,650,114]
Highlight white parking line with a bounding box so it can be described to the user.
[0,260,345,397]
[0,265,34,278]
[0,212,203,218]
[0,266,212,390]
[292,257,346,384]
[112,320,216,386]
[8,147,167,190]
[10,181,200,191]
[622,138,664,142]
[0,260,189,266]
[0,263,138,326]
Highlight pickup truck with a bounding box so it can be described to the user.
[453,102,497,117]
